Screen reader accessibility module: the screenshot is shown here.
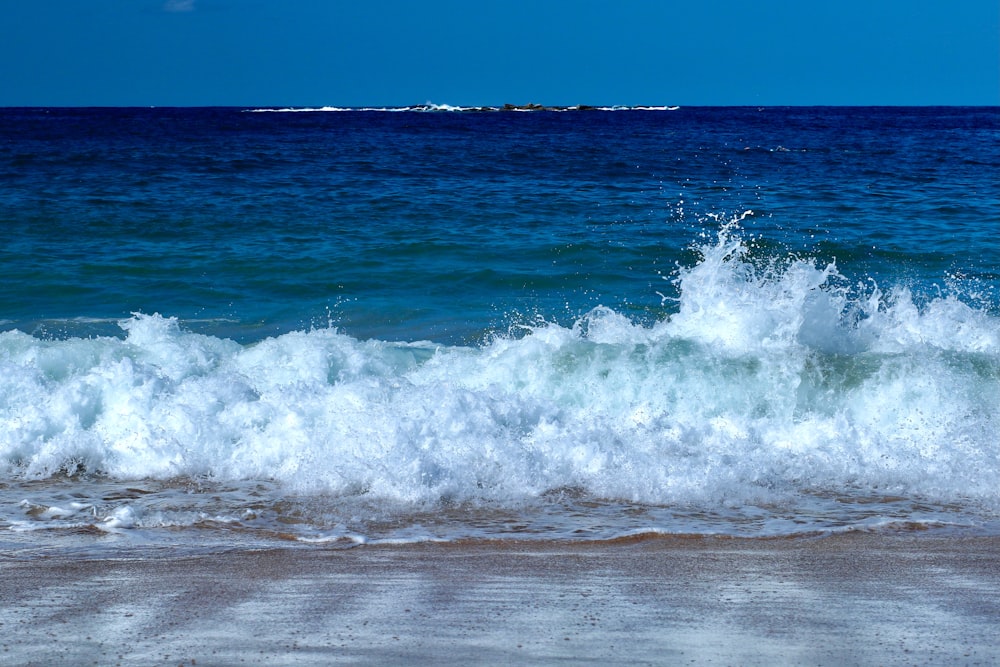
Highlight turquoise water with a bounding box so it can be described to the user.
[1,106,998,551]
[3,106,996,342]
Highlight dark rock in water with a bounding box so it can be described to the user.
[501,103,602,112]
[400,104,600,113]
[502,103,548,111]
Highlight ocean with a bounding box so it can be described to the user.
[1,105,998,556]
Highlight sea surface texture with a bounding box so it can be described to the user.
[1,106,998,554]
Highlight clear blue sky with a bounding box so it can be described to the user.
[2,0,997,106]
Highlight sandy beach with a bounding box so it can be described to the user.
[2,533,999,666]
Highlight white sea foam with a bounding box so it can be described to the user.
[2,224,998,527]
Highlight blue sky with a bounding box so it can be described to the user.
[2,0,997,106]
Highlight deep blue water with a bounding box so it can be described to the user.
[1,106,999,550]
[3,106,996,343]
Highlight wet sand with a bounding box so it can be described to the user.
[2,533,999,666]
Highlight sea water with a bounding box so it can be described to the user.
[1,106,998,554]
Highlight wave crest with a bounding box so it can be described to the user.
[2,224,998,515]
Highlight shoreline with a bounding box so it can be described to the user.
[4,533,999,666]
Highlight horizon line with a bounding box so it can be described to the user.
[2,103,998,110]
